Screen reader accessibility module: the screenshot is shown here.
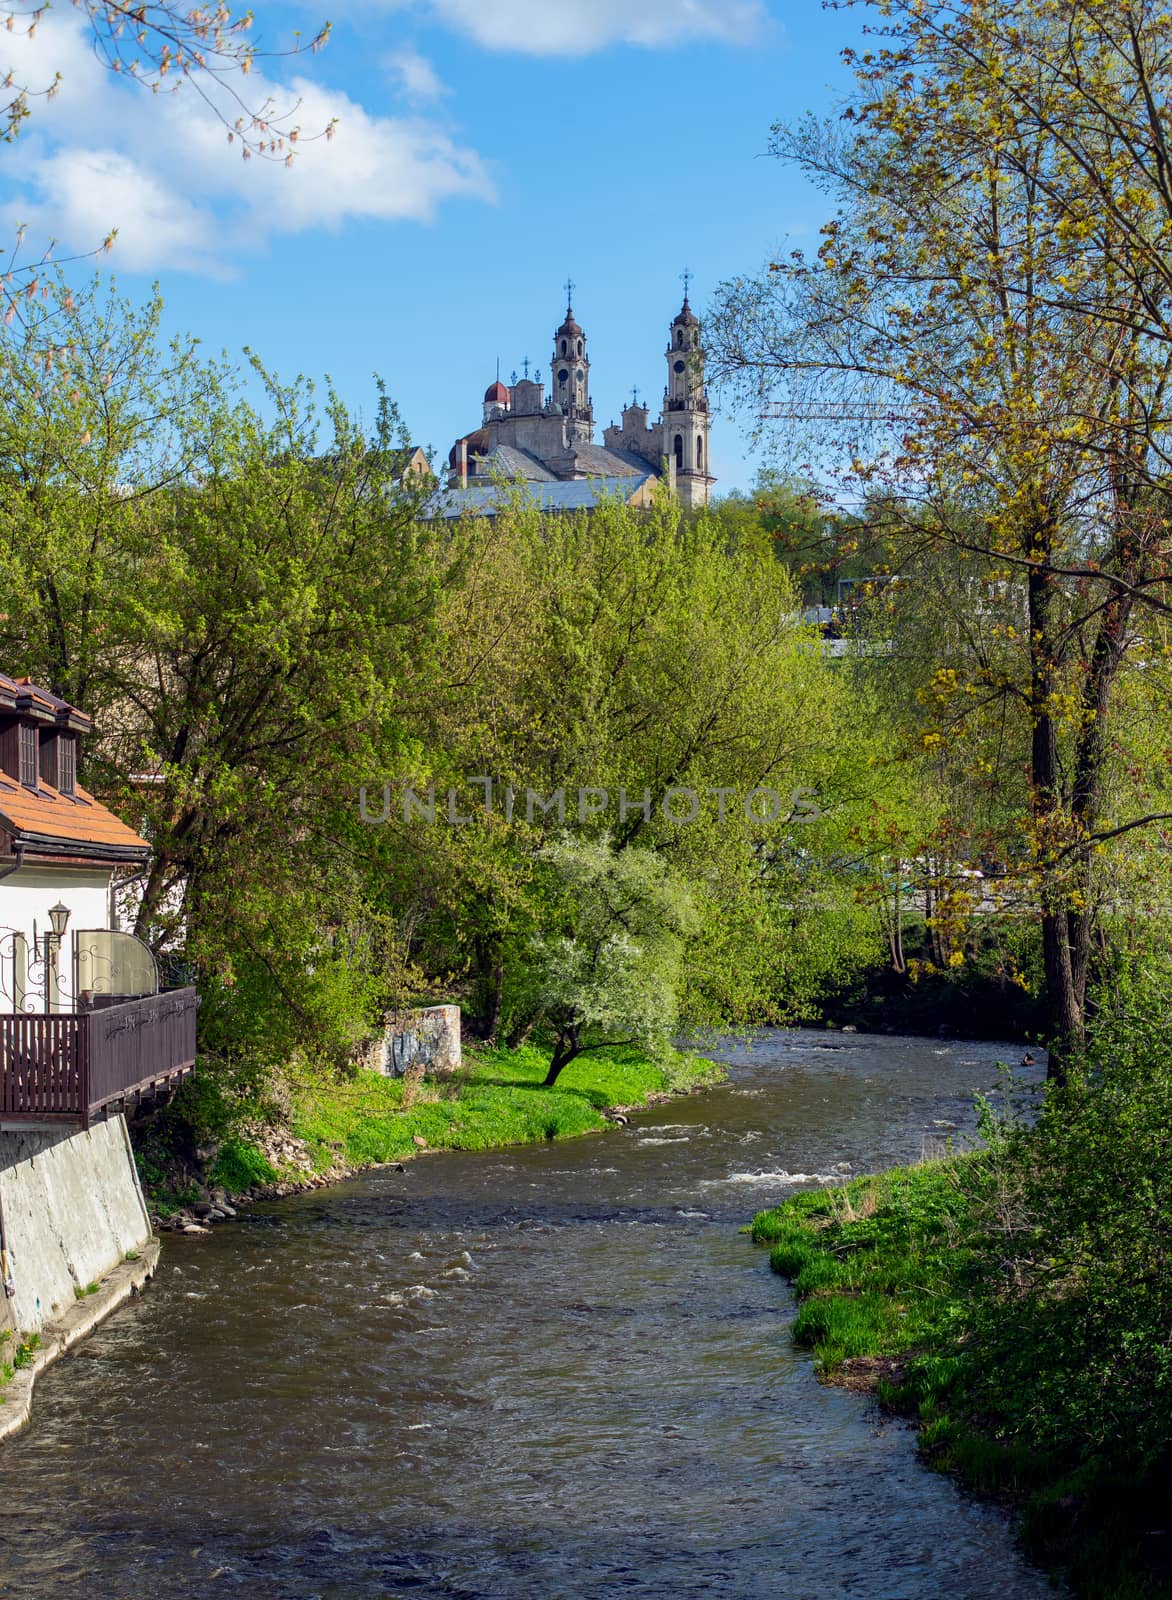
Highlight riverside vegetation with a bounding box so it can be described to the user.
[138,1042,722,1215]
[752,990,1172,1600]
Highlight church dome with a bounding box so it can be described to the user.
[483,379,510,405]
[673,297,699,328]
[557,305,582,338]
[448,428,489,469]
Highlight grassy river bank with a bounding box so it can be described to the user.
[752,1089,1172,1600]
[136,1042,724,1214]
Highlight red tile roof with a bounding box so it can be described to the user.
[0,671,146,860]
[0,774,149,858]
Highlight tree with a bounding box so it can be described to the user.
[0,2,333,157]
[710,0,1172,1075]
[376,486,885,1042]
[512,838,697,1088]
[0,283,463,1072]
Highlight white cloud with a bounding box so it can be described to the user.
[0,13,492,274]
[376,0,767,54]
[19,148,224,276]
[384,46,449,103]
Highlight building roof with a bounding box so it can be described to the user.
[478,444,559,481]
[424,475,655,520]
[0,672,150,863]
[483,379,510,405]
[559,442,648,478]
[556,303,583,338]
[0,775,150,863]
[0,673,92,730]
[673,296,700,328]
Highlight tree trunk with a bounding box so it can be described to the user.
[468,936,504,1043]
[541,1032,578,1087]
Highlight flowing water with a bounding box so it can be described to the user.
[0,1030,1057,1599]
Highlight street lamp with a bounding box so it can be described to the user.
[43,902,70,1014]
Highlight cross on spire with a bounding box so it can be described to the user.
[681,266,692,301]
[522,355,531,379]
[630,384,641,407]
[564,275,575,308]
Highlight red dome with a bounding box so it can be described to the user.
[484,379,510,404]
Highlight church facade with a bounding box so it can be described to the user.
[432,289,715,517]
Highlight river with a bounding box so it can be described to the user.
[0,1029,1056,1599]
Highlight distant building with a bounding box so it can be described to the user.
[429,286,714,519]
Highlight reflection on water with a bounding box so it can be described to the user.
[0,1030,1056,1599]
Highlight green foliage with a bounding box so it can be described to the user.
[13,1333,40,1370]
[512,838,698,1082]
[754,994,1172,1598]
[209,1138,278,1193]
[288,1044,720,1172]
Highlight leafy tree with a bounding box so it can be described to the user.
[710,0,1172,1074]
[378,486,885,1039]
[511,838,697,1088]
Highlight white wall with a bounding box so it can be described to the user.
[0,863,112,1012]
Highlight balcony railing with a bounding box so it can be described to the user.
[0,988,197,1127]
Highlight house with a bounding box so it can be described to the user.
[0,671,197,1119]
[0,671,197,1349]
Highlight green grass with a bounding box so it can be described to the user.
[288,1042,721,1174]
[12,1333,40,1370]
[753,1157,1172,1599]
[752,1161,980,1376]
[209,1137,278,1193]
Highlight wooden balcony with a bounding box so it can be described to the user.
[0,988,197,1128]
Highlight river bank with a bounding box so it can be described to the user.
[136,1040,725,1221]
[752,1127,1172,1600]
[0,1028,1055,1600]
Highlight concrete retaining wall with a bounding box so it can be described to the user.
[356,1004,462,1080]
[0,1116,152,1333]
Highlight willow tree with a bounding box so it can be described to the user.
[710,0,1172,1074]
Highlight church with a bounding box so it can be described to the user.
[428,284,715,518]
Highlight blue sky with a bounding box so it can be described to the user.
[0,1,867,493]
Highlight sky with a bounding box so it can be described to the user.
[0,1,868,493]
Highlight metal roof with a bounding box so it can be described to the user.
[423,476,655,520]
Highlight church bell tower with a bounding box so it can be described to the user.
[551,280,593,443]
[662,274,713,509]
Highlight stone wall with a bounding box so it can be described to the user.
[372,1004,462,1080]
[0,1116,152,1334]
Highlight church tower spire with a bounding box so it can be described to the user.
[662,274,714,508]
[551,279,593,442]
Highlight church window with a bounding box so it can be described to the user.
[561,340,567,356]
[676,329,683,348]
[576,369,584,382]
[673,359,686,374]
[673,433,683,470]
[697,434,703,468]
[577,340,583,356]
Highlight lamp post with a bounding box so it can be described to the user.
[44,902,70,1014]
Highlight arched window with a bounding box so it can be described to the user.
[697,434,703,469]
[577,340,583,356]
[561,339,567,356]
[673,433,683,470]
[676,329,683,349]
